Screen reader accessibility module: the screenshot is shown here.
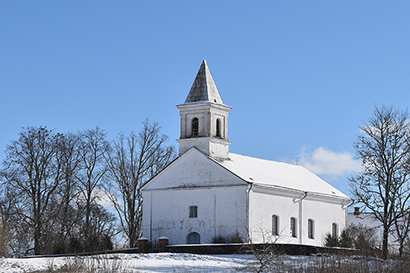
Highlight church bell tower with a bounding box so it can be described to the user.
[176,60,232,159]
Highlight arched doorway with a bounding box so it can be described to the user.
[187,232,200,244]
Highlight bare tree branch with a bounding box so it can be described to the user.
[349,106,410,259]
[105,120,176,248]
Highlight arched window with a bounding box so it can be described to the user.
[216,119,221,138]
[290,217,297,238]
[272,215,279,236]
[192,118,199,136]
[308,219,314,239]
[187,232,200,244]
[332,223,338,239]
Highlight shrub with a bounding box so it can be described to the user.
[68,237,83,254]
[324,233,339,247]
[229,231,244,243]
[339,228,354,248]
[324,223,377,255]
[212,235,226,244]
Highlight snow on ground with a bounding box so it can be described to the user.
[0,252,392,273]
[0,253,253,273]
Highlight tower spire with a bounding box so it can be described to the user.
[177,61,232,159]
[185,60,223,104]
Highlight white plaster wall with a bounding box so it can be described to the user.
[248,188,299,244]
[176,102,232,158]
[142,186,248,245]
[177,137,231,158]
[210,110,229,139]
[248,187,348,246]
[143,149,244,191]
[177,102,231,140]
[208,139,230,159]
[177,138,210,156]
[182,112,207,138]
[142,149,249,245]
[301,197,348,245]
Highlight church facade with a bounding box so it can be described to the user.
[141,61,351,246]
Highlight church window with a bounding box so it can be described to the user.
[272,215,279,236]
[189,206,198,218]
[332,223,338,239]
[290,217,297,238]
[308,219,314,239]
[216,118,221,138]
[187,232,200,244]
[192,118,199,136]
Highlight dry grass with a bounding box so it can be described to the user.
[30,254,132,273]
[286,255,410,273]
[14,251,410,273]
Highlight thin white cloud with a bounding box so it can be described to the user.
[77,187,114,209]
[298,147,362,178]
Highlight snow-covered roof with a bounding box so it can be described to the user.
[214,152,350,200]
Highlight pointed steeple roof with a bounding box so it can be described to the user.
[185,60,224,104]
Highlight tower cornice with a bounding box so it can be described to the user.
[177,101,232,111]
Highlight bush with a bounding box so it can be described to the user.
[68,237,83,254]
[99,235,113,251]
[324,233,339,247]
[229,231,244,243]
[324,223,377,255]
[212,235,226,244]
[339,228,354,248]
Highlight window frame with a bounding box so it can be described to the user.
[216,118,221,138]
[192,118,199,137]
[332,223,338,239]
[308,219,314,239]
[189,205,198,218]
[272,215,279,236]
[290,217,297,238]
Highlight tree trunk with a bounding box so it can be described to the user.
[382,226,389,259]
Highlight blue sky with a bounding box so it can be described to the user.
[1,1,410,201]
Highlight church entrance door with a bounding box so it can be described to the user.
[187,232,200,244]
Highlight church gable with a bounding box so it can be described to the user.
[142,148,247,191]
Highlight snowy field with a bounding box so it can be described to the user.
[0,253,317,273]
[1,253,252,273]
[0,253,398,272]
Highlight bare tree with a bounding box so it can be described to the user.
[77,127,110,250]
[0,185,15,257]
[105,120,175,248]
[349,106,410,259]
[1,127,64,254]
[52,132,83,253]
[392,190,410,257]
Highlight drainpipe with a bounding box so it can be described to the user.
[299,192,308,244]
[344,199,353,230]
[246,182,253,243]
[150,192,153,242]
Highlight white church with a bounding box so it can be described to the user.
[141,61,351,246]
